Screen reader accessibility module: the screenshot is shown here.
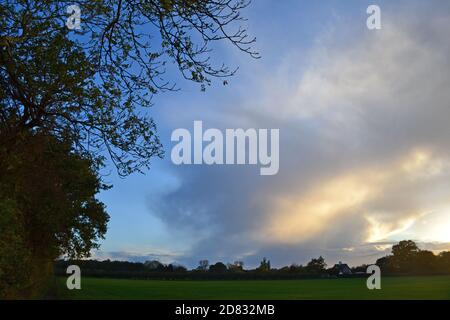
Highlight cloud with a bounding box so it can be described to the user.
[91,250,182,264]
[148,4,450,267]
[262,148,450,245]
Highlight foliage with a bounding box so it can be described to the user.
[54,240,450,283]
[0,199,32,298]
[209,262,227,273]
[0,0,258,176]
[256,257,271,272]
[306,256,327,274]
[376,240,450,275]
[227,261,244,272]
[197,259,209,271]
[0,132,109,298]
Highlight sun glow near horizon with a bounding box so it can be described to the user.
[260,149,450,248]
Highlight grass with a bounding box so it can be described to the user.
[59,275,450,300]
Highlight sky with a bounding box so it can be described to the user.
[91,0,450,268]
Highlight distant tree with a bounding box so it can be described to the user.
[376,256,391,271]
[391,240,420,272]
[288,264,305,274]
[209,262,228,273]
[165,264,175,272]
[376,240,448,275]
[306,256,327,274]
[392,240,420,258]
[144,260,164,270]
[412,250,437,274]
[198,260,209,271]
[351,264,369,273]
[257,257,271,272]
[227,261,244,272]
[437,251,450,273]
[172,264,188,273]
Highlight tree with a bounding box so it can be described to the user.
[437,252,450,273]
[391,240,420,272]
[306,256,327,274]
[209,262,227,273]
[0,0,258,176]
[351,264,369,273]
[198,259,209,271]
[0,196,32,298]
[257,257,271,272]
[0,132,109,298]
[288,264,305,274]
[172,264,188,273]
[392,240,420,258]
[227,260,244,272]
[412,250,437,274]
[144,260,164,270]
[376,240,447,275]
[376,256,394,273]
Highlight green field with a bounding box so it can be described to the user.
[59,276,450,300]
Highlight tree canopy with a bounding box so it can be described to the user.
[306,256,327,274]
[376,240,449,275]
[0,132,109,298]
[0,0,258,175]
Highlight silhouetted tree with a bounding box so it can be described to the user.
[376,240,448,275]
[351,264,369,273]
[198,260,209,271]
[437,251,450,273]
[257,257,271,272]
[412,250,438,274]
[209,262,228,273]
[53,242,450,282]
[227,261,244,272]
[287,264,306,274]
[392,240,420,258]
[0,0,258,176]
[376,256,394,273]
[172,264,188,273]
[390,240,420,272]
[306,256,327,274]
[144,260,164,270]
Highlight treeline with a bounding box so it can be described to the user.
[54,258,341,280]
[376,240,450,275]
[55,240,450,280]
